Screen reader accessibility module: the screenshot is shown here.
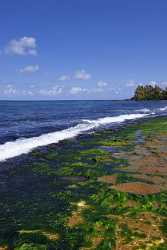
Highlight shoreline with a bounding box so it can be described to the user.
[0,115,158,165]
[0,116,150,174]
[1,116,167,249]
[0,113,149,162]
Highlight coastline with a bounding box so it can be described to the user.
[1,116,167,249]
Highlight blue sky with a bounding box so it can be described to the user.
[0,0,167,100]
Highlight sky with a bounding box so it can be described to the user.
[0,0,167,100]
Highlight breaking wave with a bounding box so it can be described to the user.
[159,106,167,111]
[0,113,148,162]
[135,108,151,113]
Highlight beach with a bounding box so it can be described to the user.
[0,116,167,249]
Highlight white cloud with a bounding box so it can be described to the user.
[58,75,71,81]
[58,69,91,81]
[0,84,35,96]
[97,80,108,87]
[39,86,63,96]
[2,84,18,95]
[73,69,91,80]
[0,83,64,97]
[114,89,121,95]
[125,80,158,88]
[21,90,34,96]
[125,80,167,89]
[6,37,37,56]
[126,80,137,87]
[160,81,167,86]
[125,80,160,88]
[19,65,39,73]
[70,86,88,94]
[148,80,157,87]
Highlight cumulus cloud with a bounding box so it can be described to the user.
[19,65,39,73]
[5,37,37,55]
[0,83,64,97]
[147,80,157,87]
[74,69,91,80]
[58,69,91,81]
[143,80,167,87]
[70,86,88,94]
[97,80,108,87]
[126,80,163,88]
[126,80,137,87]
[160,81,167,86]
[0,84,18,95]
[39,86,63,96]
[0,84,35,96]
[21,90,34,96]
[58,75,71,81]
[114,89,121,95]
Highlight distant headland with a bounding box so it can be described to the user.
[132,85,167,101]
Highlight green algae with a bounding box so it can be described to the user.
[1,117,167,249]
[15,243,47,250]
[98,139,128,147]
[31,163,56,175]
[79,148,110,156]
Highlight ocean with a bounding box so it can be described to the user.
[0,100,167,162]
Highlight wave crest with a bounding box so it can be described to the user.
[0,113,148,162]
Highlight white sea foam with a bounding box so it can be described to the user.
[136,108,151,113]
[0,113,148,162]
[159,106,167,111]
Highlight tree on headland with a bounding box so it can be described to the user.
[132,84,167,100]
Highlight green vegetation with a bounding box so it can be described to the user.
[1,117,167,249]
[132,84,167,100]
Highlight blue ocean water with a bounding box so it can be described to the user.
[0,100,167,161]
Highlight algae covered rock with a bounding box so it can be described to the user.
[15,243,47,250]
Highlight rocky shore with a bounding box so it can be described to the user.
[1,117,167,249]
